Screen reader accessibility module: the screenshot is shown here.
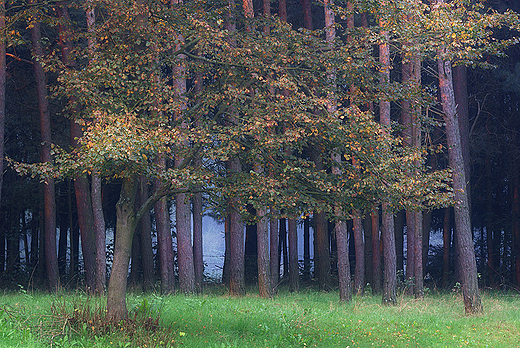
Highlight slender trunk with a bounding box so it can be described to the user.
[193,189,203,293]
[228,158,245,296]
[155,158,175,294]
[193,72,204,294]
[363,216,372,291]
[278,0,287,22]
[438,54,482,314]
[280,218,288,277]
[257,207,272,297]
[379,28,396,304]
[371,208,381,294]
[512,155,520,286]
[414,211,423,298]
[288,218,299,292]
[269,215,279,290]
[30,11,58,291]
[303,216,311,280]
[58,210,68,277]
[107,177,138,321]
[92,172,106,294]
[139,178,154,291]
[353,211,364,294]
[395,210,405,272]
[301,0,312,30]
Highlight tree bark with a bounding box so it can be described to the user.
[155,158,175,294]
[30,11,59,291]
[442,207,452,288]
[92,172,106,294]
[353,211,364,294]
[107,176,138,321]
[303,216,311,280]
[371,207,381,294]
[438,55,482,314]
[257,207,272,297]
[228,158,245,296]
[269,214,279,290]
[138,177,154,291]
[288,218,299,292]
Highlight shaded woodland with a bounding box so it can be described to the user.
[0,0,519,319]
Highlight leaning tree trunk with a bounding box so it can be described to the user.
[30,11,58,291]
[438,55,482,314]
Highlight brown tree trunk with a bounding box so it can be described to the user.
[512,153,520,287]
[269,215,279,290]
[30,11,58,291]
[138,177,154,291]
[257,207,272,297]
[301,0,312,30]
[395,210,405,273]
[92,172,106,294]
[107,176,138,321]
[228,158,245,296]
[353,211,364,294]
[193,72,204,294]
[279,218,288,277]
[288,218,299,292]
[371,208,381,294]
[438,55,482,314]
[155,158,175,294]
[278,0,287,22]
[379,28,397,304]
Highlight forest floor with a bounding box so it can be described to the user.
[0,286,519,347]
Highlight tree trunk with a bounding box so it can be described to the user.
[30,12,58,291]
[92,172,106,294]
[315,211,330,290]
[379,29,397,304]
[371,208,381,294]
[303,216,311,280]
[395,210,405,273]
[155,158,175,294]
[228,158,245,296]
[353,211,364,295]
[301,0,312,30]
[269,214,279,290]
[138,177,154,291]
[257,207,272,298]
[288,218,299,292]
[107,177,138,321]
[279,218,288,277]
[193,191,203,293]
[438,55,482,314]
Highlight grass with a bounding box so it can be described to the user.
[1,287,520,347]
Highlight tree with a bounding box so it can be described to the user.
[29,3,58,290]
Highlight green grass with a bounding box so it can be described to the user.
[1,288,520,347]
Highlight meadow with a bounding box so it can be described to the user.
[0,287,519,347]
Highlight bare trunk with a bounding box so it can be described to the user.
[438,55,482,314]
[301,0,312,30]
[92,172,106,294]
[257,208,272,297]
[269,215,279,290]
[353,211,364,294]
[371,208,381,294]
[303,216,311,280]
[485,157,496,286]
[30,13,58,291]
[379,29,397,304]
[229,158,245,296]
[107,177,138,321]
[155,158,175,294]
[288,218,299,292]
[138,177,154,291]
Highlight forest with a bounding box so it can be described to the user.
[0,0,519,322]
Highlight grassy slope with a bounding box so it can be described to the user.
[0,289,519,347]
